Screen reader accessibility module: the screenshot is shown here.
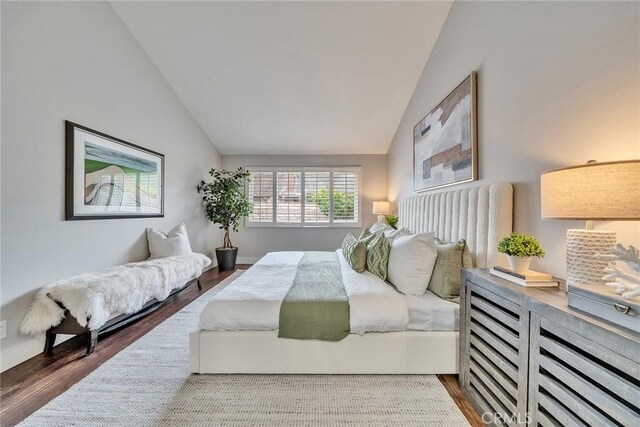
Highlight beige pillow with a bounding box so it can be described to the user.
[428,239,473,300]
[342,234,367,273]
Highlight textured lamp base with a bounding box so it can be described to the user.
[566,229,616,288]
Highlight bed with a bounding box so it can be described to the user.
[190,183,513,374]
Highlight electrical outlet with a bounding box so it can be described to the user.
[0,320,6,339]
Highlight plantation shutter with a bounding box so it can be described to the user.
[304,171,331,224]
[276,171,302,223]
[247,171,274,223]
[245,167,360,227]
[332,169,359,223]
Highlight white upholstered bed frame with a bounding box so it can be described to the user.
[190,183,513,374]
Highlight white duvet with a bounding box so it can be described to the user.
[199,250,410,335]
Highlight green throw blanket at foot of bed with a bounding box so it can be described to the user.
[278,251,350,341]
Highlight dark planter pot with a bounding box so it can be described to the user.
[216,247,238,272]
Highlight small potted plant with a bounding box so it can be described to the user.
[384,214,399,230]
[497,232,545,273]
[197,168,253,271]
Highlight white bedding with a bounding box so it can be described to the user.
[199,251,303,332]
[199,250,410,334]
[404,291,459,331]
[199,250,461,335]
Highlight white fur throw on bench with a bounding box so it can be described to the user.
[20,253,211,335]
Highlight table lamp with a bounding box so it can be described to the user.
[540,160,640,289]
[372,201,390,222]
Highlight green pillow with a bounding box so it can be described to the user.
[342,234,367,273]
[428,239,473,300]
[358,228,376,245]
[366,233,391,280]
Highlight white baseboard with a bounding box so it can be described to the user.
[0,334,73,372]
[237,256,259,264]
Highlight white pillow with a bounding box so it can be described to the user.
[383,227,412,244]
[387,232,437,296]
[370,220,412,244]
[369,220,389,234]
[147,223,193,258]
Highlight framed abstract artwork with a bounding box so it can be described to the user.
[65,121,164,220]
[413,72,477,192]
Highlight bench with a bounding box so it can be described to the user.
[44,276,202,355]
[21,253,212,355]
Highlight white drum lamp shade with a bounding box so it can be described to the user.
[541,160,640,220]
[540,160,640,288]
[373,201,390,222]
[372,201,390,215]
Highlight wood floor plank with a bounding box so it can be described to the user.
[438,373,485,426]
[1,265,481,426]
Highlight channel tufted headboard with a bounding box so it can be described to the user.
[398,183,513,268]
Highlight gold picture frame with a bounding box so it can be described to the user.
[413,72,477,192]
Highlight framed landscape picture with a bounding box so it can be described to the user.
[413,72,477,192]
[66,121,164,220]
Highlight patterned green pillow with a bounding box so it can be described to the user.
[342,234,367,273]
[428,239,473,300]
[358,228,376,245]
[366,233,391,280]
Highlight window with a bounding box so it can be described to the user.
[246,167,361,227]
[304,171,330,224]
[276,171,301,224]
[247,171,273,223]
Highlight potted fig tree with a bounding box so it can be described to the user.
[197,168,252,271]
[497,232,545,273]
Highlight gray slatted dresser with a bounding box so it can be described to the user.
[460,269,640,426]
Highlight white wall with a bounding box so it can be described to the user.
[222,155,387,261]
[1,1,221,370]
[387,1,640,278]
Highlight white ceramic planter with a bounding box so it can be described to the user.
[508,255,532,274]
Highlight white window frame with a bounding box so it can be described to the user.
[244,166,362,228]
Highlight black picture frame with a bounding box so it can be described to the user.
[65,121,165,220]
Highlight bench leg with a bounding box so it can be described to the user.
[44,330,56,354]
[87,330,98,355]
[197,278,202,291]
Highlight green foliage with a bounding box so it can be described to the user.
[196,168,253,247]
[497,233,545,258]
[305,189,355,219]
[384,214,399,229]
[305,189,330,215]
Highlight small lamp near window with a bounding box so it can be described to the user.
[372,201,390,222]
[540,160,640,290]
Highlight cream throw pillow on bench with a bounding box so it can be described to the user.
[147,223,193,258]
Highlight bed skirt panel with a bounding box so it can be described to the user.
[189,330,458,374]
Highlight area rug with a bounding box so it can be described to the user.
[19,270,469,426]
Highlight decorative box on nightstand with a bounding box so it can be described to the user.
[568,284,640,332]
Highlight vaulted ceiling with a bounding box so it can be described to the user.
[112,1,452,155]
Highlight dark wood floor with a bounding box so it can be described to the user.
[0,265,482,427]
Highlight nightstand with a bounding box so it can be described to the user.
[459,268,640,426]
